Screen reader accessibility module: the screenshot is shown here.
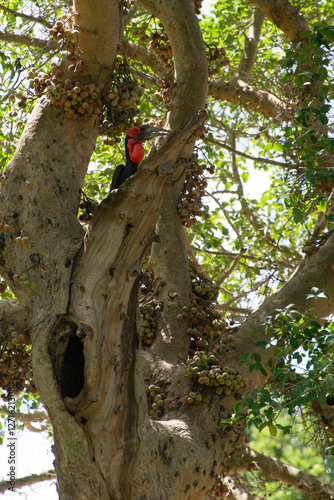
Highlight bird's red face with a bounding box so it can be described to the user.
[125,125,169,164]
[126,127,142,140]
[126,128,145,163]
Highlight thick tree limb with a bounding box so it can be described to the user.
[73,0,119,82]
[121,39,165,77]
[226,446,334,499]
[209,77,292,119]
[0,299,29,335]
[139,0,208,128]
[66,110,208,498]
[247,0,310,43]
[236,8,265,79]
[0,470,56,493]
[0,30,57,50]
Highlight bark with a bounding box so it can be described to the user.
[0,98,111,500]
[0,0,119,497]
[73,0,120,82]
[120,39,166,77]
[0,299,29,335]
[64,111,209,499]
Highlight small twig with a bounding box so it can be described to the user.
[207,136,290,168]
[0,4,52,28]
[206,190,245,250]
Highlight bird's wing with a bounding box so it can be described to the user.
[110,164,125,191]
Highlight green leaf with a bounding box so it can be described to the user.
[319,114,328,124]
[241,172,249,182]
[256,341,268,349]
[316,199,327,213]
[318,391,328,407]
[318,66,328,80]
[253,353,262,363]
[272,142,284,153]
[259,365,267,377]
[292,208,303,223]
[269,424,277,436]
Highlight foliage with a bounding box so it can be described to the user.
[244,413,334,499]
[231,296,334,457]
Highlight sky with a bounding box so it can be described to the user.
[0,428,57,498]
[0,0,273,498]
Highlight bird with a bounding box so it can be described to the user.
[110,124,169,190]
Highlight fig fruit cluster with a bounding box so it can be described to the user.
[178,154,214,227]
[79,193,98,223]
[46,79,103,119]
[49,14,78,53]
[101,59,146,141]
[185,352,248,397]
[132,25,174,72]
[206,43,230,77]
[0,326,35,394]
[147,384,167,420]
[140,303,156,348]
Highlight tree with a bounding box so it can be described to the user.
[0,0,333,498]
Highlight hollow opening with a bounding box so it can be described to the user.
[60,334,85,398]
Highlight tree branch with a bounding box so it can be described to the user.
[222,476,263,499]
[0,470,56,493]
[227,446,334,499]
[209,77,292,119]
[0,4,52,28]
[221,230,334,392]
[121,38,166,77]
[236,8,265,79]
[207,136,291,168]
[0,299,29,335]
[0,30,57,50]
[247,0,310,43]
[0,406,49,432]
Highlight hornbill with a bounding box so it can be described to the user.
[110,124,169,190]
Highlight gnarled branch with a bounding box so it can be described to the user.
[226,446,334,499]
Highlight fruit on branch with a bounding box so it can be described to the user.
[206,43,230,77]
[78,192,98,224]
[0,326,35,394]
[178,153,214,227]
[140,304,156,348]
[101,57,147,138]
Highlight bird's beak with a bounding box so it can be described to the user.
[136,125,170,141]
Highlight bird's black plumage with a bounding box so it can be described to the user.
[110,124,169,191]
[109,161,138,190]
